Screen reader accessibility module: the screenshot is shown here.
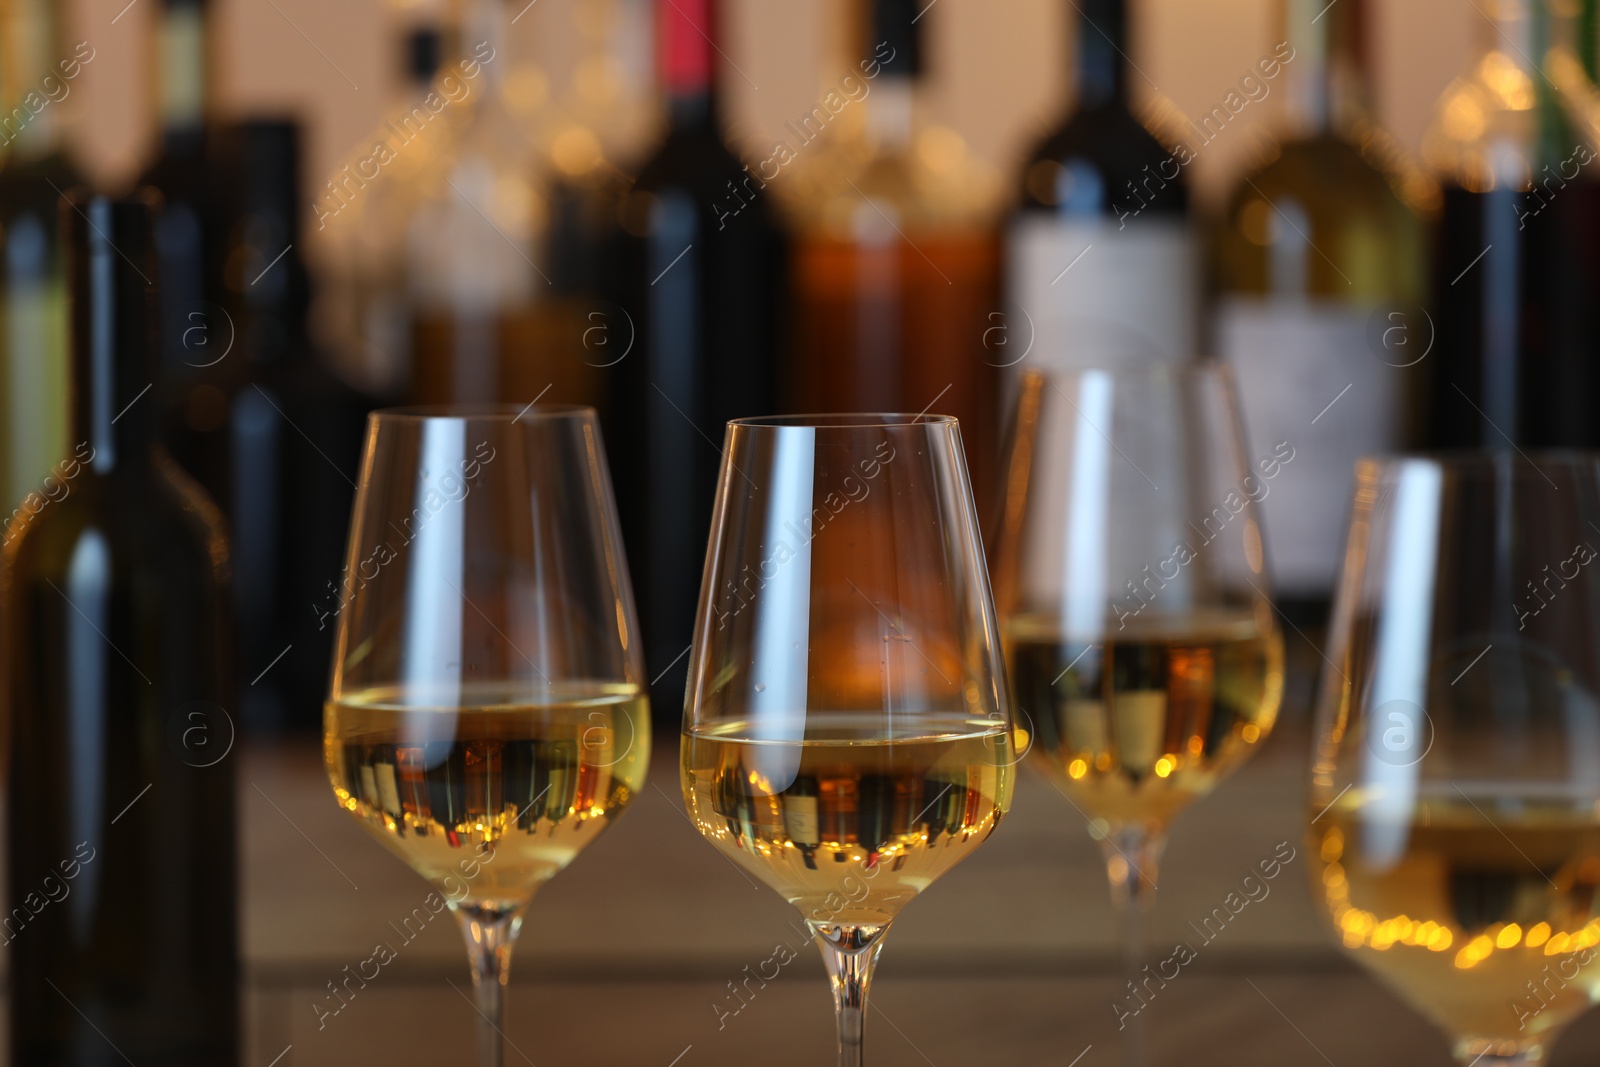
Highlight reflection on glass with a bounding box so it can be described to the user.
[990,365,1284,1066]
[323,405,649,1067]
[1310,453,1600,1066]
[680,414,1014,1067]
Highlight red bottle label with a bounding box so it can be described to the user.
[659,0,714,95]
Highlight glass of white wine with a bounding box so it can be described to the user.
[324,405,650,1067]
[989,365,1285,1064]
[1310,453,1600,1065]
[681,414,1015,1067]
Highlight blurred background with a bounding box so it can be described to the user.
[56,0,1465,206]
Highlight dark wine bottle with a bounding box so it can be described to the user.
[857,774,894,867]
[0,0,86,513]
[603,0,784,724]
[3,191,238,1065]
[426,741,467,846]
[142,0,235,506]
[212,120,370,732]
[784,774,822,869]
[1422,0,1600,448]
[1008,0,1195,374]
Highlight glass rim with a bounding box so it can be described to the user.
[1355,449,1600,479]
[368,403,596,422]
[728,412,959,429]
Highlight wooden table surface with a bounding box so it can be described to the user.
[21,641,1600,1066]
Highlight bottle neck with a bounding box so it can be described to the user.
[659,0,719,131]
[457,0,509,88]
[1583,0,1599,81]
[866,0,921,148]
[71,198,161,471]
[157,0,208,153]
[402,25,445,95]
[1484,0,1541,69]
[1074,0,1128,110]
[1281,0,1371,136]
[1491,0,1568,167]
[227,122,311,366]
[6,0,65,157]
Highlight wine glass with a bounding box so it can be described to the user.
[324,405,650,1067]
[988,365,1285,1064]
[1309,453,1600,1066]
[680,414,1015,1067]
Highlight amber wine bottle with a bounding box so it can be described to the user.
[787,0,1001,501]
[2,192,238,1065]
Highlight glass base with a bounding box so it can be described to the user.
[1454,1037,1544,1066]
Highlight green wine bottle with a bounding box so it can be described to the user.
[2,191,238,1065]
[0,0,86,515]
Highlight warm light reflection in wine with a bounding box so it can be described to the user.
[326,684,649,907]
[682,716,1013,926]
[1006,610,1282,826]
[1313,805,1600,1044]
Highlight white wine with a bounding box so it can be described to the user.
[1005,610,1283,825]
[1316,792,1600,1046]
[326,682,649,908]
[681,715,1013,926]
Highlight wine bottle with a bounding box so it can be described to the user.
[784,774,822,869]
[316,0,449,398]
[1008,0,1195,378]
[787,0,1001,496]
[1422,0,1600,448]
[0,0,86,513]
[142,0,235,506]
[603,0,784,723]
[405,0,605,410]
[214,120,370,732]
[1213,0,1430,605]
[3,191,238,1064]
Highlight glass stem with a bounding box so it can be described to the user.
[1101,823,1165,1067]
[811,921,890,1067]
[454,902,525,1067]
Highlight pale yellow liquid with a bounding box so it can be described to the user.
[326,683,649,907]
[1316,794,1600,1048]
[1005,611,1283,825]
[681,715,1013,926]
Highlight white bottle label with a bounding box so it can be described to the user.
[1112,690,1167,774]
[1217,297,1401,597]
[1005,215,1197,371]
[375,762,403,818]
[784,795,820,845]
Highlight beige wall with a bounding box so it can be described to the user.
[64,0,1477,215]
